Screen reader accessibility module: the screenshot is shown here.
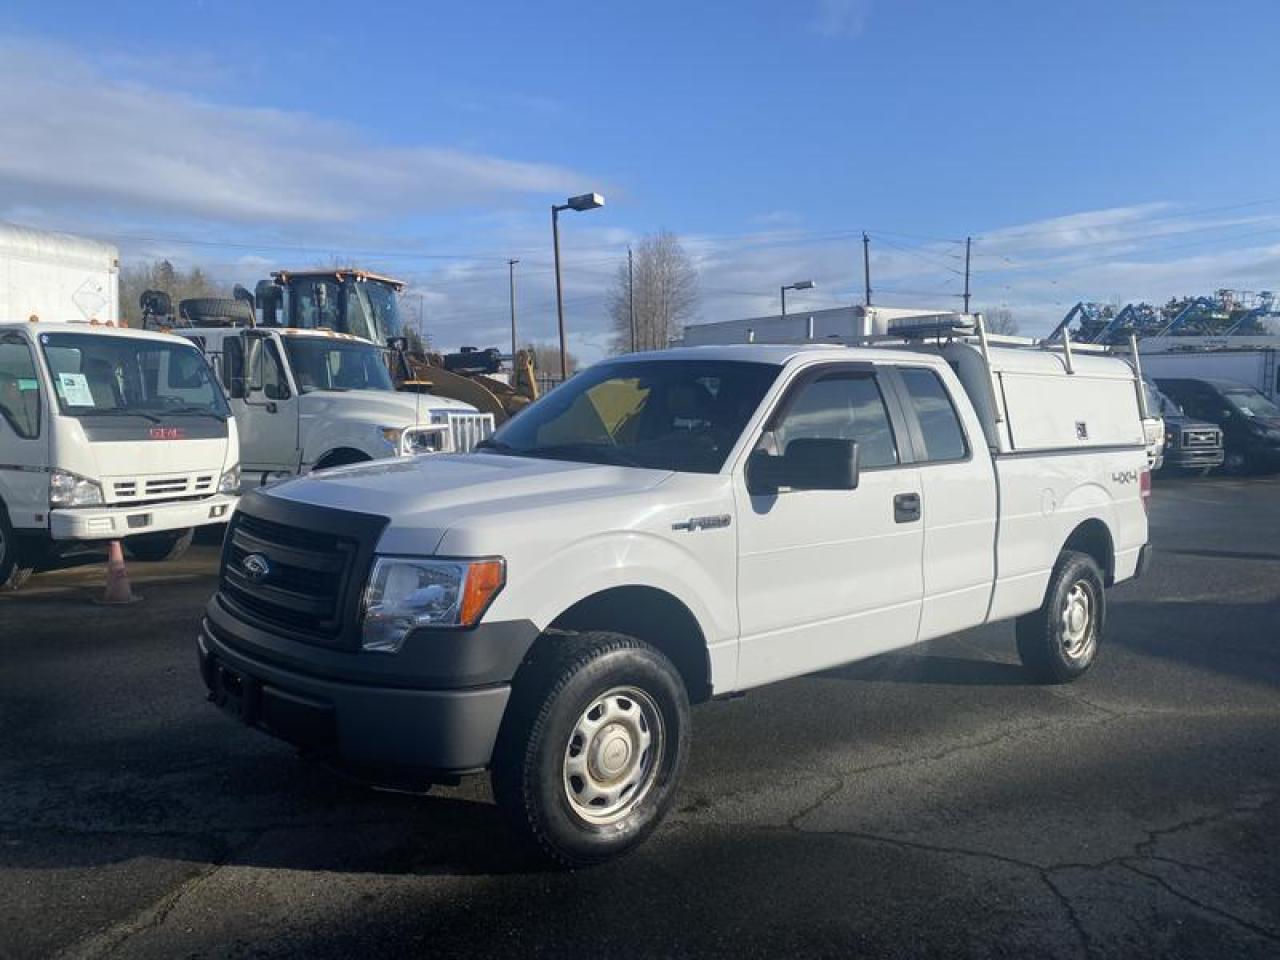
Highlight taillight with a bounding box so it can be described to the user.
[1140,468,1152,513]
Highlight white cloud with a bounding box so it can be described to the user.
[813,0,872,37]
[0,37,594,226]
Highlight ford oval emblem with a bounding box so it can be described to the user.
[241,553,272,583]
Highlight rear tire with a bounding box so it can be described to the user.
[1016,550,1105,684]
[123,527,194,562]
[491,631,691,868]
[0,509,36,591]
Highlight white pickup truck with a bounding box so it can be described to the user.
[178,326,494,488]
[198,332,1151,865]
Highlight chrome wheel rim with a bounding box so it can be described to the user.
[1060,581,1096,661]
[563,686,663,825]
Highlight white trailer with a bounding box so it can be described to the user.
[0,221,119,325]
[1139,337,1280,403]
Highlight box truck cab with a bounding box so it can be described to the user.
[179,326,494,488]
[0,320,239,588]
[197,317,1150,866]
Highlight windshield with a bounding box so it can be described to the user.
[1224,387,1280,419]
[1144,383,1184,417]
[347,281,403,344]
[282,337,394,393]
[481,359,779,473]
[39,332,228,418]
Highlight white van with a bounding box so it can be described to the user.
[178,326,494,488]
[0,320,239,588]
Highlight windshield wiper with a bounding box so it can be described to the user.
[523,442,644,467]
[77,409,163,423]
[163,406,228,420]
[475,438,518,454]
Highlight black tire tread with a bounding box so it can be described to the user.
[492,630,681,868]
[1015,550,1104,684]
[0,506,36,591]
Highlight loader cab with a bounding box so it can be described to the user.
[256,270,406,346]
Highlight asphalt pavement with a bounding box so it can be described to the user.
[1,477,1278,959]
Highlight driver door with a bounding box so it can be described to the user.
[733,364,924,689]
[224,335,299,479]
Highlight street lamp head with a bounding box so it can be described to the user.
[565,192,605,212]
[789,280,816,291]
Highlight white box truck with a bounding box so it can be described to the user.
[1139,336,1280,403]
[1,221,119,325]
[196,318,1150,865]
[0,320,240,589]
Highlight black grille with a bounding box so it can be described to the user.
[1181,429,1221,449]
[217,494,388,649]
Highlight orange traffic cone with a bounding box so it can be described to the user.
[98,539,141,605]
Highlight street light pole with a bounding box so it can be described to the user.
[628,246,636,352]
[552,205,567,380]
[507,258,519,360]
[551,192,605,381]
[780,280,815,321]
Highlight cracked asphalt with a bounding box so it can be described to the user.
[2,475,1278,959]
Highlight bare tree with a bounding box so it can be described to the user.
[521,341,578,378]
[608,230,699,353]
[119,259,221,325]
[982,306,1019,335]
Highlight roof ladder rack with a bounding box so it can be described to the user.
[975,313,1004,424]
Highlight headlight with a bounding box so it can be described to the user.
[361,556,505,652]
[1164,431,1175,449]
[217,464,241,495]
[49,470,104,507]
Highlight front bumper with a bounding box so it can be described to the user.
[198,617,518,775]
[49,494,238,540]
[1165,447,1224,469]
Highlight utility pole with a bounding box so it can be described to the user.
[963,236,972,314]
[862,231,872,306]
[507,259,519,359]
[628,246,636,352]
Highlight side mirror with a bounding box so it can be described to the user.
[748,438,859,496]
[245,336,264,393]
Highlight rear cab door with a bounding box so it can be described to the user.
[881,363,997,640]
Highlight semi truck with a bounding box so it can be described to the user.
[196,316,1150,865]
[0,319,239,588]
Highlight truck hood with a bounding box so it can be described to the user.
[262,452,674,553]
[298,389,475,427]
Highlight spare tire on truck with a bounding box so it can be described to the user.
[179,298,255,327]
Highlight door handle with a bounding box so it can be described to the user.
[894,492,921,523]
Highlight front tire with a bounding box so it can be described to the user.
[1016,550,1105,684]
[0,509,36,591]
[123,527,194,562]
[491,631,690,867]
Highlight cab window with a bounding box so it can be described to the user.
[770,372,898,468]
[898,367,968,462]
[0,334,40,439]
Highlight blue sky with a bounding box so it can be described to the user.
[4,0,1280,358]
